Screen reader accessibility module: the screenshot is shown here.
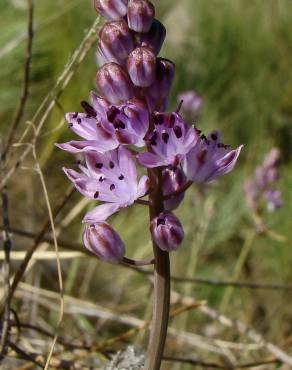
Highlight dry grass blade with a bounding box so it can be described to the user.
[31,144,64,369]
[0,251,84,260]
[163,355,280,369]
[0,186,75,314]
[0,148,12,357]
[0,15,101,191]
[15,283,238,358]
[4,0,34,157]
[172,291,292,366]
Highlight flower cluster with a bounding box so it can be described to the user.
[57,0,242,263]
[244,148,282,213]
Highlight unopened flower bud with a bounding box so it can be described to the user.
[150,211,184,252]
[127,0,155,33]
[147,58,175,99]
[140,19,166,55]
[127,46,156,87]
[98,20,134,65]
[94,0,128,21]
[145,94,169,112]
[96,62,134,104]
[83,222,125,263]
[163,167,187,211]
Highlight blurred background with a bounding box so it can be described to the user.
[0,0,292,369]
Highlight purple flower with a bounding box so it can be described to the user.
[140,18,166,55]
[183,131,243,183]
[96,62,134,105]
[150,211,184,252]
[177,90,203,117]
[94,0,128,21]
[83,222,125,263]
[127,0,155,33]
[244,148,282,213]
[105,97,149,146]
[98,20,134,66]
[138,112,199,168]
[162,167,187,211]
[146,58,175,100]
[127,46,157,87]
[255,148,280,189]
[264,189,283,212]
[63,146,149,222]
[57,92,149,153]
[243,180,258,213]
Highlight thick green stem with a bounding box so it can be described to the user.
[144,168,171,370]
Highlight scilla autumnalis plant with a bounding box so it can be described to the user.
[57,1,243,368]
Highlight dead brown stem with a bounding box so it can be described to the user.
[4,0,34,158]
[0,186,75,315]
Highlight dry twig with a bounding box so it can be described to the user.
[4,0,34,157]
[0,186,75,314]
[163,355,280,369]
[0,16,101,191]
[173,292,292,366]
[2,225,292,291]
[0,150,12,358]
[127,265,292,291]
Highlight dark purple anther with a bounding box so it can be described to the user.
[147,58,175,99]
[140,19,166,55]
[150,211,184,252]
[81,101,97,117]
[83,222,125,263]
[127,0,155,33]
[96,62,134,104]
[127,46,156,87]
[163,167,187,211]
[174,126,182,138]
[94,0,128,21]
[107,106,120,122]
[161,132,169,144]
[98,20,134,66]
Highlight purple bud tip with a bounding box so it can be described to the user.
[96,62,134,105]
[127,0,155,33]
[150,211,184,252]
[94,0,128,21]
[140,18,166,55]
[147,58,175,100]
[98,20,134,65]
[127,46,156,87]
[83,222,125,263]
[163,167,187,211]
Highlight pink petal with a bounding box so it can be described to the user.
[212,145,243,180]
[137,175,150,198]
[65,113,97,140]
[118,146,137,184]
[182,127,199,153]
[90,91,110,117]
[56,138,118,154]
[63,167,82,180]
[83,203,120,223]
[138,152,166,168]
